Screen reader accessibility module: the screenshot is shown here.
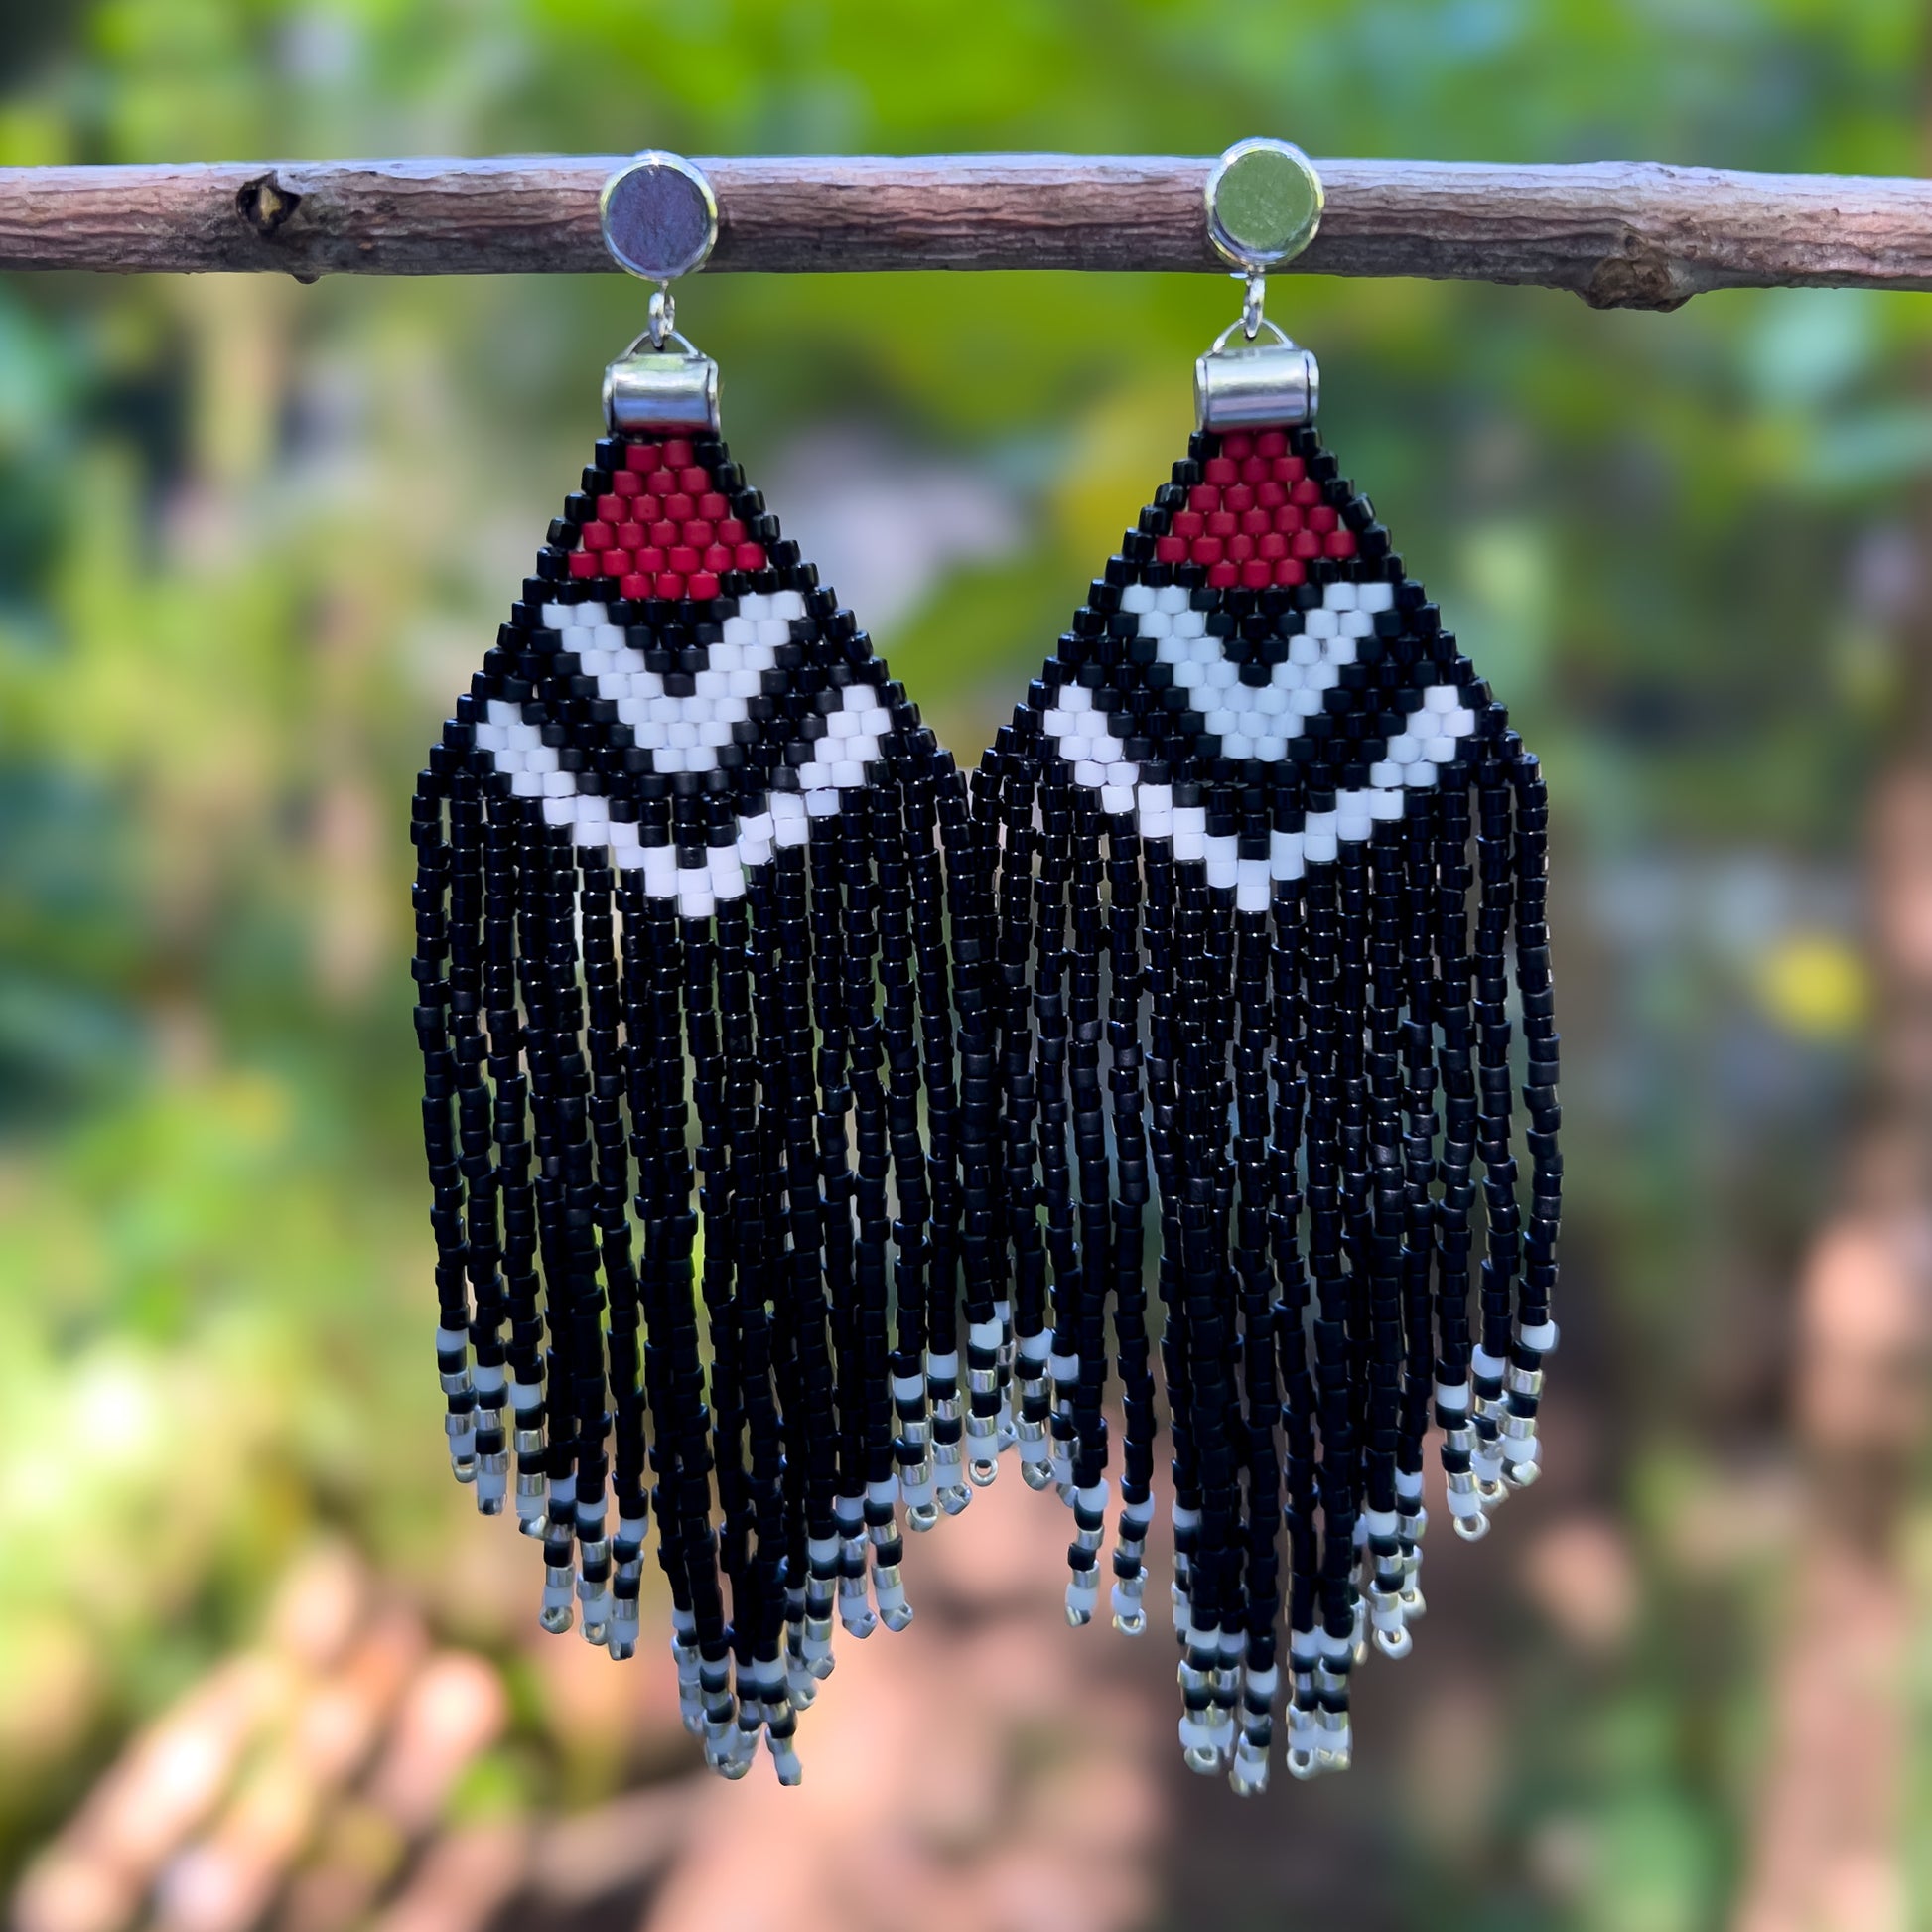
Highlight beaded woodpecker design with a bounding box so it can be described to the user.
[411,430,986,1785]
[412,416,1560,1795]
[979,420,1560,1790]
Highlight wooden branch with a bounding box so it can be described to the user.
[2,154,1930,308]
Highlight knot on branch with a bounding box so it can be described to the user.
[1581,231,1691,312]
[236,172,303,242]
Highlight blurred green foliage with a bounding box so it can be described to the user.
[2,3,1930,1925]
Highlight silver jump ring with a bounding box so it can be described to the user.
[1241,271,1267,340]
[647,286,676,349]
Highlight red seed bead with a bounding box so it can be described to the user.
[1187,483,1220,514]
[649,519,678,548]
[623,443,658,472]
[1258,531,1289,560]
[620,573,651,600]
[1224,483,1254,514]
[617,522,645,550]
[1274,506,1304,533]
[1291,478,1321,507]
[703,544,734,573]
[1241,559,1273,590]
[654,571,685,599]
[602,549,632,575]
[1257,481,1287,509]
[1240,456,1270,484]
[1222,431,1253,459]
[1203,456,1239,485]
[1207,560,1239,587]
[1291,530,1322,560]
[1273,456,1306,483]
[685,520,714,547]
[1191,536,1224,567]
[1256,430,1288,458]
[678,466,709,493]
[1173,510,1205,539]
[635,547,665,573]
[568,551,599,578]
[664,493,694,521]
[580,520,614,550]
[1207,510,1238,539]
[698,492,730,521]
[687,571,720,600]
[1275,557,1307,586]
[1308,505,1338,534]
[596,493,625,522]
[647,468,678,497]
[1227,533,1255,562]
[1155,535,1188,563]
[662,439,696,466]
[1241,507,1272,537]
[1325,529,1358,559]
[718,517,748,545]
[734,543,767,571]
[613,471,643,497]
[669,545,701,574]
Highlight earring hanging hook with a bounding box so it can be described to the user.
[1194,139,1324,431]
[598,152,724,434]
[1205,138,1322,345]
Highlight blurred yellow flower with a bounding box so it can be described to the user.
[1753,932,1868,1037]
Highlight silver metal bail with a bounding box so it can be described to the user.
[1194,304,1319,433]
[599,151,722,435]
[1194,139,1324,433]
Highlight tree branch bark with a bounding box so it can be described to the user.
[0,155,1929,306]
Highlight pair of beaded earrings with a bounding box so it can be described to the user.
[411,141,1560,1794]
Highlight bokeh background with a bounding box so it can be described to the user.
[5,4,1932,1929]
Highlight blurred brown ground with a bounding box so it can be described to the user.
[15,1474,1173,1932]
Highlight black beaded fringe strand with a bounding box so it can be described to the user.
[410,427,989,1785]
[981,419,1561,1794]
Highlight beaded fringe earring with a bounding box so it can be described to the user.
[980,142,1562,1793]
[409,142,1563,1801]
[410,156,980,1784]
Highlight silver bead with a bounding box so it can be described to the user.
[873,1564,913,1633]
